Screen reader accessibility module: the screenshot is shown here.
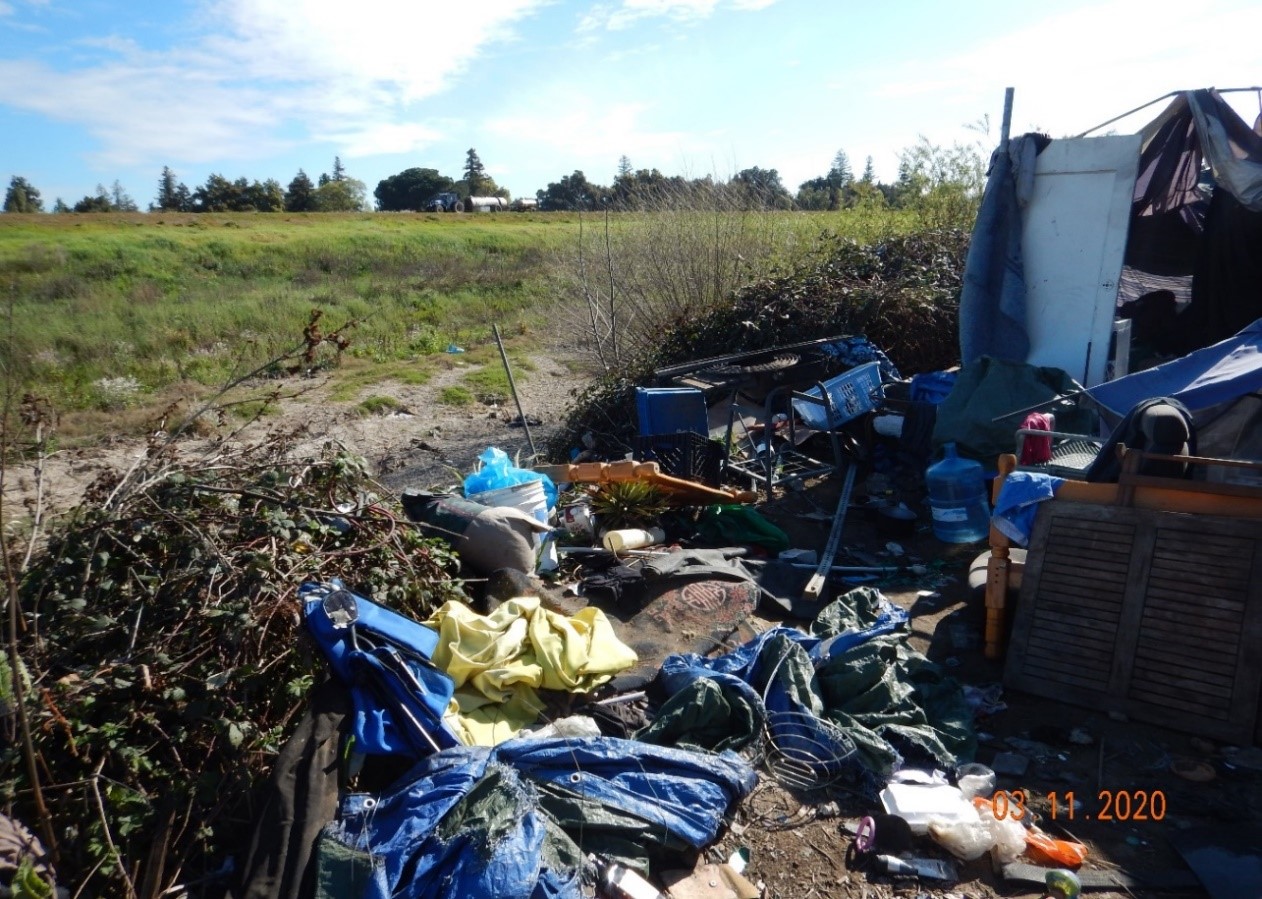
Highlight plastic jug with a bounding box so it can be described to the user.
[601,527,666,552]
[926,443,990,543]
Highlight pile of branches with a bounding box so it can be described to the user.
[3,427,465,897]
[548,228,970,459]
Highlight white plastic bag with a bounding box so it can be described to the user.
[927,812,993,861]
[976,798,1026,864]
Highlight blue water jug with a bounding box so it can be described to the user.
[926,443,990,543]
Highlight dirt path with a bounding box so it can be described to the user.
[5,346,593,525]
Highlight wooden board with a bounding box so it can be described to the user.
[1005,501,1262,743]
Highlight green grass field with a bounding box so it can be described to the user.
[0,207,923,436]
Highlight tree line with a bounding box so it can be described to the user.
[3,139,985,216]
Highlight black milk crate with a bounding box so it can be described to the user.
[633,432,726,487]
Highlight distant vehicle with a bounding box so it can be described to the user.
[467,196,508,212]
[511,198,539,211]
[425,191,464,213]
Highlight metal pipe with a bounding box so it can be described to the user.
[493,323,537,458]
[999,87,1014,153]
[1074,86,1262,138]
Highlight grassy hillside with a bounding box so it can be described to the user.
[0,208,925,436]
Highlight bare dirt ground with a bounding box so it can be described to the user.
[8,344,590,523]
[7,340,1242,899]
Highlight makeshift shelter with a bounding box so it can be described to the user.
[1087,317,1262,483]
[960,88,1262,389]
[1120,89,1262,360]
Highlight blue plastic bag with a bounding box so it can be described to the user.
[463,446,558,510]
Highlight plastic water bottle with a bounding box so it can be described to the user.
[926,443,990,543]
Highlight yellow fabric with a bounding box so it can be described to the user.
[425,596,638,746]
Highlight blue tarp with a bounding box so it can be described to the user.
[325,737,757,899]
[302,581,460,757]
[1088,319,1262,417]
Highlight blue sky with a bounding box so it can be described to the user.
[2,0,1261,208]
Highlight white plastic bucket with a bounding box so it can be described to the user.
[468,479,549,526]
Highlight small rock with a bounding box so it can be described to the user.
[816,801,840,819]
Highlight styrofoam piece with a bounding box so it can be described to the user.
[879,783,980,835]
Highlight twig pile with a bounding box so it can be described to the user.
[5,428,464,896]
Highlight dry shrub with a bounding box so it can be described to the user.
[548,227,969,459]
[549,184,797,372]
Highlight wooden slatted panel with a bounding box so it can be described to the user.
[1126,527,1255,723]
[1006,507,1132,701]
[1006,501,1262,744]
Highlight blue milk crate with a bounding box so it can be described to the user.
[792,361,884,429]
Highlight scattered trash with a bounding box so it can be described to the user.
[603,527,667,552]
[445,343,466,353]
[1067,727,1094,746]
[1025,826,1089,868]
[1171,757,1217,782]
[990,751,1030,777]
[884,541,905,556]
[962,683,1006,717]
[873,854,956,881]
[595,854,668,899]
[954,763,996,799]
[879,783,976,835]
[1045,868,1083,899]
[889,769,949,786]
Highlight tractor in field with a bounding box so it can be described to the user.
[425,191,464,213]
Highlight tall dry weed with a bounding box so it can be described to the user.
[550,182,799,371]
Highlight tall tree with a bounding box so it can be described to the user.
[154,166,187,211]
[3,176,44,213]
[52,197,70,213]
[331,156,346,182]
[730,167,793,210]
[285,169,318,212]
[374,167,454,211]
[73,184,114,212]
[537,170,607,211]
[463,148,488,196]
[617,155,633,179]
[315,177,369,212]
[828,150,854,187]
[110,180,139,212]
[860,156,876,184]
[191,174,237,212]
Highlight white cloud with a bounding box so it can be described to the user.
[210,0,544,101]
[322,122,444,158]
[486,92,700,176]
[0,57,290,167]
[0,4,15,17]
[875,0,1262,140]
[579,0,778,32]
[0,0,548,167]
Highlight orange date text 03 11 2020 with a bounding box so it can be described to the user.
[988,789,1168,822]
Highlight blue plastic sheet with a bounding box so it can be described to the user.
[302,581,461,757]
[326,737,757,899]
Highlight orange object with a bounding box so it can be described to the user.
[1024,826,1088,868]
[534,460,759,506]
